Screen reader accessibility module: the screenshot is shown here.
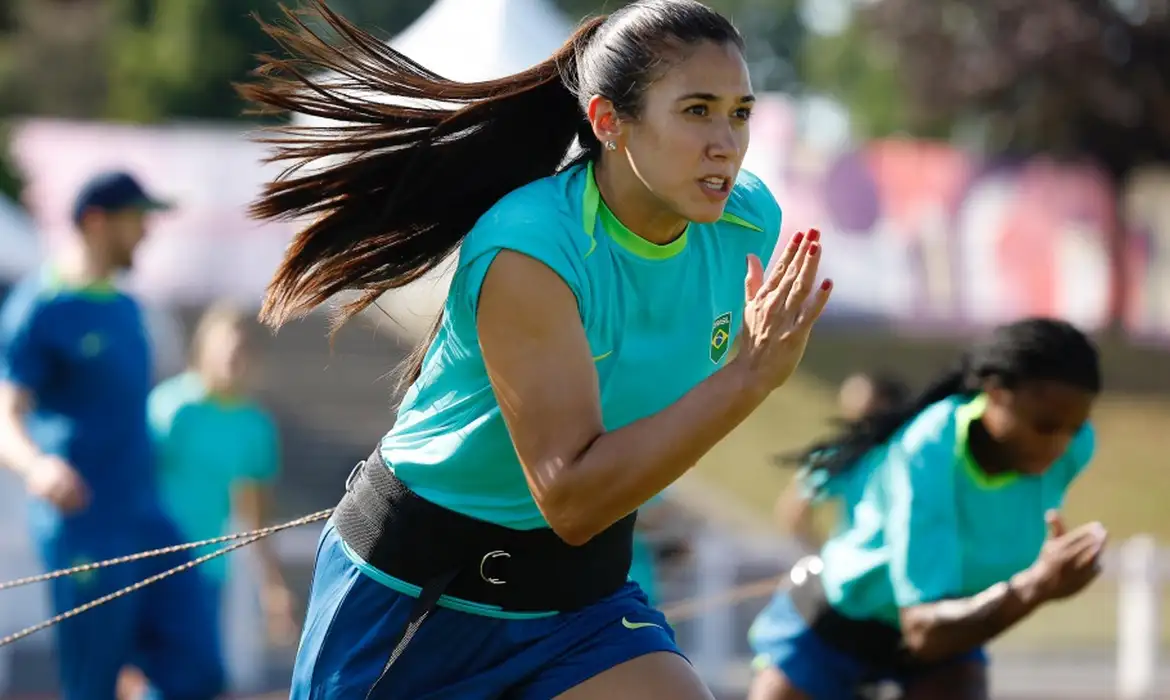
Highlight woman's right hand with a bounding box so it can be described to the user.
[1025,510,1107,603]
[733,229,832,394]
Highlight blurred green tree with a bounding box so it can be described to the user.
[0,0,432,124]
[104,0,288,122]
[0,135,21,201]
[861,0,1170,179]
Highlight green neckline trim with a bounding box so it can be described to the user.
[955,393,1019,490]
[719,211,763,232]
[582,161,688,261]
[182,371,248,409]
[45,266,119,300]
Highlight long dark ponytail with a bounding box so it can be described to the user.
[236,1,603,370]
[789,317,1102,481]
[238,0,744,386]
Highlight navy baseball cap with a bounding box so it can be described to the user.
[71,171,173,226]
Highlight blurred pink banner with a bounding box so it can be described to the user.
[9,119,297,309]
[746,95,1120,334]
[10,112,1168,339]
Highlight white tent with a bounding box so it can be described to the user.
[0,195,40,283]
[293,0,575,341]
[391,0,576,83]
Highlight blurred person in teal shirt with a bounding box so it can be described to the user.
[150,302,297,640]
[118,303,298,698]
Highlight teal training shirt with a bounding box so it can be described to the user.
[148,371,280,583]
[818,394,1096,627]
[380,161,782,529]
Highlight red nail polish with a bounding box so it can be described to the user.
[808,229,821,242]
[791,233,804,247]
[821,279,832,290]
[809,243,819,256]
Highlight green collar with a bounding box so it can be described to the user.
[955,393,1019,489]
[581,161,689,260]
[185,371,247,408]
[579,161,767,260]
[45,266,119,300]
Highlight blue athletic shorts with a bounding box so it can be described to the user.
[291,520,684,699]
[748,589,987,699]
[35,508,226,700]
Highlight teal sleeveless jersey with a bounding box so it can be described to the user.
[816,394,1095,626]
[380,161,782,529]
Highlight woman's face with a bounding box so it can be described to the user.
[608,40,754,224]
[982,379,1096,475]
[199,323,250,391]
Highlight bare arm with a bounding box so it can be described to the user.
[899,572,1045,662]
[233,482,288,590]
[0,382,44,478]
[478,251,766,545]
[774,481,821,553]
[897,515,1105,662]
[0,382,88,511]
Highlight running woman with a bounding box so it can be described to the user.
[0,171,226,700]
[239,1,833,697]
[775,372,908,553]
[748,318,1106,700]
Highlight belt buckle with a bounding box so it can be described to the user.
[479,550,511,585]
[344,460,364,492]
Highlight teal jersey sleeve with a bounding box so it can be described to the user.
[239,408,280,483]
[448,178,591,329]
[726,169,783,264]
[882,405,964,607]
[1049,423,1095,505]
[1064,423,1095,482]
[0,282,50,392]
[148,374,185,444]
[147,373,203,455]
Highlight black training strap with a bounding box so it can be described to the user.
[332,450,636,694]
[789,560,910,670]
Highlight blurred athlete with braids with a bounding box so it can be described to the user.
[748,318,1106,700]
[0,172,225,700]
[775,371,909,553]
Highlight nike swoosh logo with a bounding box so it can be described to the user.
[621,616,661,631]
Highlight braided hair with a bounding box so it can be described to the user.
[790,317,1102,481]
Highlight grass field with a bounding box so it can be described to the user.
[687,362,1170,651]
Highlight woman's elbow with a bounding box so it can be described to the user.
[547,519,596,547]
[542,506,597,546]
[534,479,600,547]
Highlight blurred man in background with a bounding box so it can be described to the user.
[151,302,296,638]
[119,302,297,699]
[0,171,225,700]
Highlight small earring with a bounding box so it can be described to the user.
[604,140,617,152]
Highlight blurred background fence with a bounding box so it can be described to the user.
[2,0,1170,698]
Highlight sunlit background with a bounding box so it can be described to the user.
[1,0,1170,698]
